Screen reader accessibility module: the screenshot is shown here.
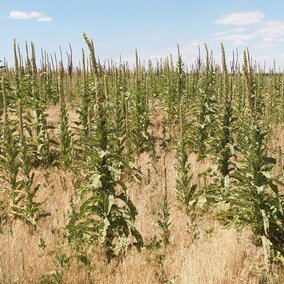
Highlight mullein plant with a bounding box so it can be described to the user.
[216,44,236,187]
[193,45,218,158]
[0,76,20,223]
[73,48,95,163]
[159,47,186,150]
[39,49,57,105]
[176,46,187,124]
[156,167,171,247]
[42,57,59,105]
[0,50,44,227]
[203,45,237,209]
[58,63,73,170]
[66,44,73,104]
[28,42,52,167]
[67,34,143,261]
[267,64,282,123]
[76,48,91,139]
[17,99,45,227]
[163,56,177,142]
[110,68,132,173]
[233,63,246,135]
[129,50,155,157]
[8,41,40,222]
[175,94,198,230]
[221,50,284,266]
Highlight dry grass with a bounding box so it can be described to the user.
[0,106,282,284]
[180,228,261,284]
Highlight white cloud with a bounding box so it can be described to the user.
[212,27,246,37]
[218,34,253,43]
[212,29,255,46]
[9,10,52,22]
[215,11,264,26]
[256,21,284,40]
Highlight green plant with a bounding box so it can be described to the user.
[58,64,73,170]
[215,44,236,186]
[67,34,143,261]
[220,51,284,267]
[156,168,171,246]
[193,45,218,158]
[129,50,155,156]
[223,122,284,265]
[0,76,20,221]
[16,99,44,227]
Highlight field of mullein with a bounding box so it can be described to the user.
[0,34,284,283]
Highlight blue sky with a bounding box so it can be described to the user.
[1,0,284,68]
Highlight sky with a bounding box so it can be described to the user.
[1,0,284,69]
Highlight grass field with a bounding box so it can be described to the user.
[0,37,284,283]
